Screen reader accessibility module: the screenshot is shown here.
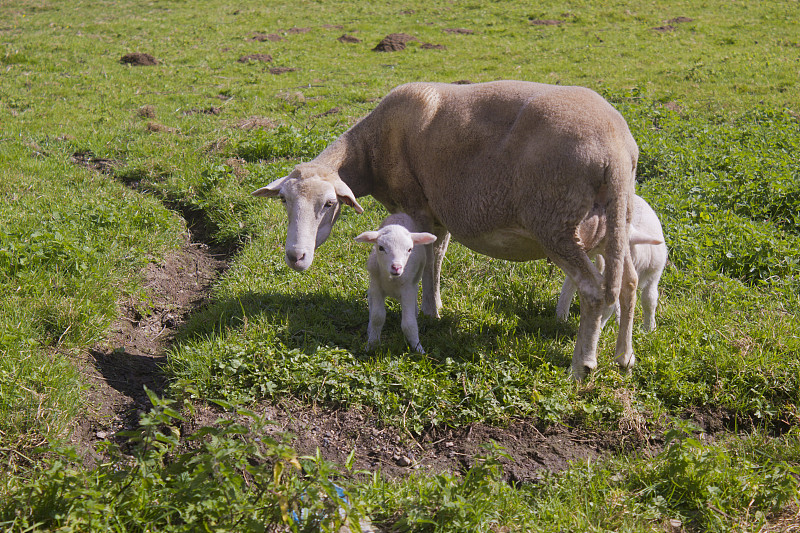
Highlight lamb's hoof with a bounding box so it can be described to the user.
[412,342,425,354]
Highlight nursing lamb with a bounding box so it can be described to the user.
[355,213,437,353]
[557,195,667,332]
[253,80,639,379]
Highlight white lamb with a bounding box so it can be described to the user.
[355,213,437,353]
[557,195,667,332]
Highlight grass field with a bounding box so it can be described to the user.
[1,0,799,531]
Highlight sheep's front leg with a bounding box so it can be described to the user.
[421,231,450,318]
[399,285,424,353]
[366,285,386,351]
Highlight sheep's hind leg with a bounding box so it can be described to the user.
[421,230,450,318]
[614,251,638,371]
[546,246,605,379]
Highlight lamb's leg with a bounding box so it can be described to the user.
[421,230,450,318]
[366,285,386,350]
[399,285,424,353]
[556,275,578,321]
[639,272,658,332]
[614,251,638,371]
[593,255,617,328]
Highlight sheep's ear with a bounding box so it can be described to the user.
[410,232,437,246]
[333,180,364,214]
[252,175,288,197]
[354,231,379,243]
[629,227,663,246]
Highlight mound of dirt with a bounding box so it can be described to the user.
[529,19,564,26]
[183,106,222,115]
[421,43,446,50]
[443,28,474,34]
[338,34,361,44]
[653,25,676,32]
[238,53,272,63]
[250,32,284,42]
[269,67,299,75]
[136,105,156,118]
[667,16,694,24]
[120,52,158,66]
[373,33,416,52]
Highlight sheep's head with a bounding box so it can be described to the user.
[355,225,436,277]
[252,163,363,271]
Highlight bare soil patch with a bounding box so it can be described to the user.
[186,403,650,483]
[443,28,474,34]
[69,239,226,465]
[238,53,272,63]
[71,150,119,175]
[120,52,158,66]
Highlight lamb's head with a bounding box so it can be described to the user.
[355,225,436,277]
[252,163,363,271]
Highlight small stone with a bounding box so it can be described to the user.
[95,430,109,439]
[396,455,412,467]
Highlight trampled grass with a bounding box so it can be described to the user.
[1,0,799,530]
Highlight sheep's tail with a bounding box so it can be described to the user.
[603,156,634,306]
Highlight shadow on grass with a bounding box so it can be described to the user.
[173,288,579,370]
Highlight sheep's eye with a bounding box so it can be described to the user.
[323,200,335,208]
[378,246,385,252]
[408,248,412,253]
[278,196,286,204]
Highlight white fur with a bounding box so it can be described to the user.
[557,195,667,332]
[355,214,436,353]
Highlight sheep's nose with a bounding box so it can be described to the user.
[286,250,306,264]
[390,264,403,276]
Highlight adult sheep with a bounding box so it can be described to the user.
[253,81,639,379]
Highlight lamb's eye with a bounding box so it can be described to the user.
[324,200,335,208]
[378,246,385,252]
[407,248,412,253]
[278,196,286,204]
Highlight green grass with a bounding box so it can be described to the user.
[1,0,799,530]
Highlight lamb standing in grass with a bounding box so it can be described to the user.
[557,195,667,332]
[355,214,437,353]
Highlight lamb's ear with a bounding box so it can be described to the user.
[354,231,379,243]
[629,227,663,246]
[410,232,437,246]
[252,175,288,197]
[333,180,364,214]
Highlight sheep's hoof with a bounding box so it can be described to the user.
[570,364,595,381]
[412,342,425,354]
[615,351,636,371]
